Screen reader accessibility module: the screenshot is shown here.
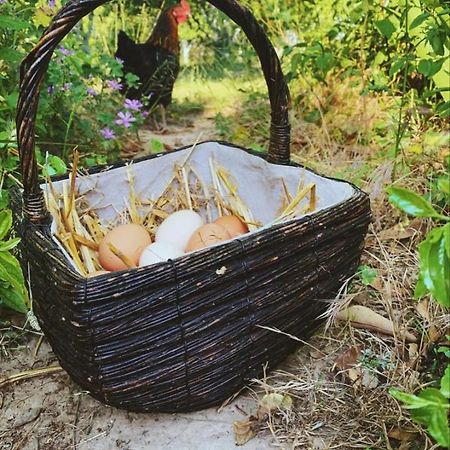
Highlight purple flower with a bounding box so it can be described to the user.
[107,79,123,91]
[115,111,136,128]
[47,84,55,95]
[48,0,56,7]
[124,99,143,111]
[100,128,116,140]
[59,46,75,57]
[141,111,149,118]
[0,0,8,4]
[61,82,72,91]
[87,87,98,97]
[115,57,124,65]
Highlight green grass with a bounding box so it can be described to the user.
[173,74,267,116]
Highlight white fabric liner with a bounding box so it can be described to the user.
[43,142,355,270]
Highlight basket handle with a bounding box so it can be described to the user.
[16,0,291,224]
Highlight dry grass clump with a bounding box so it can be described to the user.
[242,196,448,450]
[244,223,449,450]
[289,76,392,163]
[228,208,444,448]
[231,77,449,449]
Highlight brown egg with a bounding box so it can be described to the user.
[185,223,231,252]
[98,224,152,271]
[214,215,249,238]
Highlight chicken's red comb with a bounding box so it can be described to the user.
[179,0,190,13]
[172,0,190,24]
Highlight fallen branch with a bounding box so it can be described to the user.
[0,365,63,388]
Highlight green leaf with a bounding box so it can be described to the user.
[33,6,55,28]
[0,131,10,141]
[0,285,28,314]
[0,210,13,240]
[436,101,450,119]
[441,365,450,398]
[0,251,29,313]
[150,139,164,154]
[42,155,67,177]
[389,58,407,76]
[291,53,304,71]
[437,346,450,358]
[375,19,396,39]
[373,51,387,66]
[418,59,444,78]
[0,16,30,30]
[7,92,19,109]
[428,29,445,56]
[410,12,430,29]
[0,48,23,63]
[390,389,427,409]
[49,155,67,175]
[428,406,450,448]
[417,388,449,408]
[444,223,450,260]
[316,52,335,73]
[391,387,449,438]
[0,238,20,252]
[0,191,9,210]
[358,265,378,286]
[419,227,450,307]
[0,251,26,291]
[437,176,450,196]
[411,389,450,448]
[249,143,265,153]
[414,272,427,299]
[387,186,445,220]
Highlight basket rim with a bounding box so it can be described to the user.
[12,141,371,281]
[50,139,368,196]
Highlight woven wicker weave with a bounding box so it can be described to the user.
[13,0,371,413]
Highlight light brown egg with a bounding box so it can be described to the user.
[185,223,231,252]
[214,215,249,238]
[98,224,152,271]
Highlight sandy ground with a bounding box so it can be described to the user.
[1,335,276,450]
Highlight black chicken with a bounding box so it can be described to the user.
[115,0,190,127]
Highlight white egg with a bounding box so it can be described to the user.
[139,242,185,267]
[155,209,204,250]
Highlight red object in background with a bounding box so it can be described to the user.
[115,1,191,126]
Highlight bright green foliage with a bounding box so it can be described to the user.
[417,225,450,307]
[387,186,449,307]
[358,265,378,286]
[387,186,449,221]
[41,154,68,177]
[149,139,164,154]
[0,0,146,163]
[390,365,450,448]
[375,19,396,40]
[0,210,29,314]
[247,0,450,115]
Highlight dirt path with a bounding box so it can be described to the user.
[138,115,218,153]
[1,335,274,450]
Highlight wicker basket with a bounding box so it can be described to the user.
[13,0,371,413]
